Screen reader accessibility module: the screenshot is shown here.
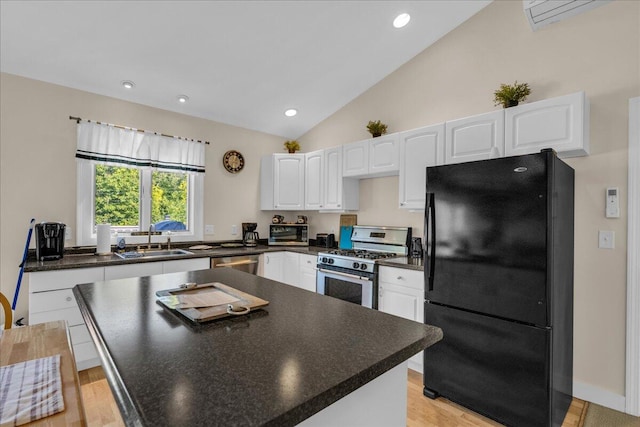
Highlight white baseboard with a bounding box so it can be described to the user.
[573,380,627,413]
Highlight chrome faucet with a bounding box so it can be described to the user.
[148,224,153,250]
[166,231,172,250]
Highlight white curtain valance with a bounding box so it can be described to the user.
[75,121,205,174]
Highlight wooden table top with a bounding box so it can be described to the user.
[1,321,86,426]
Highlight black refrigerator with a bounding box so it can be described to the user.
[423,149,574,427]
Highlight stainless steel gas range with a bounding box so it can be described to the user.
[316,225,412,308]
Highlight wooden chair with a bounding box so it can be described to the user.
[0,292,12,329]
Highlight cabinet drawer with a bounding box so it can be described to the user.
[163,258,210,274]
[73,341,98,364]
[29,306,84,327]
[29,267,104,293]
[30,288,78,314]
[69,324,92,345]
[104,262,163,280]
[378,266,423,290]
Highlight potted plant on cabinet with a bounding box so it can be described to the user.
[493,81,531,108]
[366,120,388,137]
[284,140,301,153]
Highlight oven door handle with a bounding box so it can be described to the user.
[318,268,371,281]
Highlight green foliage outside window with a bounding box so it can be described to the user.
[151,171,187,225]
[94,165,188,229]
[95,165,139,226]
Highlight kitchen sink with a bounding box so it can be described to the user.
[115,249,193,259]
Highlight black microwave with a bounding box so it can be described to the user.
[268,224,309,246]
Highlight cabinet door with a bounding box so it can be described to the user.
[505,91,589,158]
[298,254,318,292]
[283,252,300,286]
[342,140,369,177]
[445,110,505,164]
[369,134,400,176]
[323,147,342,210]
[29,267,104,293]
[273,155,305,210]
[305,150,324,210]
[262,252,284,282]
[399,123,445,210]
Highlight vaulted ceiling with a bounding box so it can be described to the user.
[0,1,492,138]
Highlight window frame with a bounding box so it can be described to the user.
[77,161,203,246]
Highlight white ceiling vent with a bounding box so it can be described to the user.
[523,0,613,31]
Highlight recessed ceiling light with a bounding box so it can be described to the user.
[177,95,189,103]
[284,109,298,117]
[393,13,411,29]
[121,80,135,89]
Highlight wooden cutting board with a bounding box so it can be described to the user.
[156,282,268,323]
[339,214,357,227]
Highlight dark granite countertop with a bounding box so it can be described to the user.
[377,256,425,271]
[73,268,442,427]
[24,245,327,273]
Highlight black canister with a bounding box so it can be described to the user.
[410,237,423,258]
[35,222,66,260]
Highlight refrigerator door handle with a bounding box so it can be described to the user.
[426,192,436,291]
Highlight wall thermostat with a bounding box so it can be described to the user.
[606,187,619,218]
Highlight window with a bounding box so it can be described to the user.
[77,162,202,245]
[75,120,204,246]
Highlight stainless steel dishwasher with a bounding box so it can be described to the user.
[211,255,259,275]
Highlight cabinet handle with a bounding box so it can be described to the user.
[397,276,403,280]
[337,204,341,207]
[320,205,323,208]
[266,256,269,264]
[66,296,72,302]
[400,203,405,206]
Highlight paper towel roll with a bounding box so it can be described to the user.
[96,224,111,255]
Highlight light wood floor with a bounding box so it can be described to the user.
[79,367,587,427]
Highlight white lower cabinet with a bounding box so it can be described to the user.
[28,257,210,371]
[261,252,285,282]
[298,254,318,292]
[259,251,317,292]
[377,266,425,373]
[29,267,104,371]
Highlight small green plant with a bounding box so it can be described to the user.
[493,81,531,108]
[284,140,301,153]
[366,120,388,137]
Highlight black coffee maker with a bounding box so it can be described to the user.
[242,222,259,247]
[35,222,66,260]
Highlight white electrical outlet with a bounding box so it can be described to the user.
[65,227,72,241]
[231,225,238,235]
[598,230,615,249]
[205,225,215,235]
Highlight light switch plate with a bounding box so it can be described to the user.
[231,225,238,235]
[205,225,215,235]
[598,230,615,249]
[65,227,72,241]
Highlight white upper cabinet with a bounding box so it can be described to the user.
[343,134,400,178]
[398,123,445,210]
[369,134,400,176]
[261,154,305,210]
[343,139,369,177]
[445,110,505,164]
[505,91,589,158]
[305,150,324,210]
[323,146,358,211]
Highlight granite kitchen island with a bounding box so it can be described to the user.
[73,268,442,426]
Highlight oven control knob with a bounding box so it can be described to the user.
[328,258,334,265]
[321,257,328,263]
[360,264,368,271]
[353,262,360,269]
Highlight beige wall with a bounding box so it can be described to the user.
[0,73,283,319]
[298,1,639,398]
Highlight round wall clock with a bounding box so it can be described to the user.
[222,150,245,173]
